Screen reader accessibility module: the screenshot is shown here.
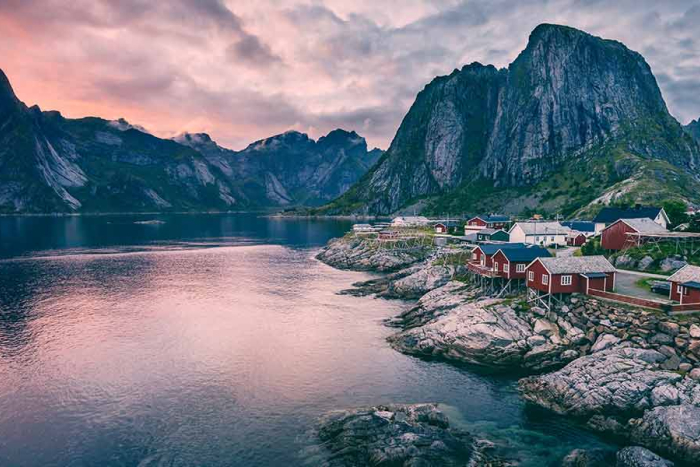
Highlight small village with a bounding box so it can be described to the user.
[351,206,700,313]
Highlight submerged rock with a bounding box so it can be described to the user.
[561,448,616,466]
[616,446,674,467]
[518,347,685,418]
[313,403,503,466]
[629,405,700,464]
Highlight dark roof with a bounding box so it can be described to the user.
[593,206,663,224]
[561,221,596,232]
[498,246,552,262]
[476,242,527,255]
[682,281,700,290]
[582,272,608,279]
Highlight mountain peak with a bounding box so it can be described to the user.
[320,23,699,216]
[0,69,20,119]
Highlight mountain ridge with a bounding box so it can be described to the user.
[0,69,380,213]
[317,23,700,217]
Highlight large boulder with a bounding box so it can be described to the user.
[313,403,500,466]
[616,446,674,467]
[629,405,700,465]
[659,257,687,273]
[518,346,684,418]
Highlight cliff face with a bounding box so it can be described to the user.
[0,70,379,213]
[176,129,382,207]
[323,24,700,215]
[686,119,700,142]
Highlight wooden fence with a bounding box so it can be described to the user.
[587,288,700,313]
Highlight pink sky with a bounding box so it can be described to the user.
[1,0,698,150]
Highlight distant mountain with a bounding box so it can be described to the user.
[319,24,700,217]
[685,119,700,143]
[175,129,382,207]
[0,70,380,213]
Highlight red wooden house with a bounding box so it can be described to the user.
[601,218,668,251]
[491,246,551,280]
[668,265,700,305]
[465,215,511,232]
[566,232,587,247]
[470,243,524,268]
[526,256,616,295]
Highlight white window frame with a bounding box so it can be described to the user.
[504,263,510,273]
[494,262,499,272]
[561,275,572,286]
[472,253,477,261]
[528,271,534,281]
[516,264,526,273]
[678,285,684,294]
[542,274,549,285]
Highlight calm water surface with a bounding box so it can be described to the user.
[0,214,612,466]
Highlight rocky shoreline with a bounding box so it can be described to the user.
[315,236,700,465]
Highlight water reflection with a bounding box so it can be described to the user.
[0,217,614,466]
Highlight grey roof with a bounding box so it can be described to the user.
[536,256,616,274]
[512,222,573,236]
[669,265,700,284]
[479,228,499,235]
[616,218,668,234]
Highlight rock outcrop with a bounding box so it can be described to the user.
[312,403,504,466]
[319,23,700,216]
[316,236,430,272]
[387,299,582,371]
[518,347,689,418]
[386,281,479,329]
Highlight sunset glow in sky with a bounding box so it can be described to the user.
[1,0,699,150]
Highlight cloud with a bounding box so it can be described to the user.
[0,0,698,151]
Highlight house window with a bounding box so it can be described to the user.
[481,257,485,266]
[561,275,572,286]
[550,236,555,242]
[494,262,499,271]
[678,285,683,294]
[504,264,510,273]
[542,274,549,285]
[528,271,534,281]
[516,264,525,273]
[472,253,477,261]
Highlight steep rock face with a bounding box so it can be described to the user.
[685,119,700,143]
[177,129,382,207]
[323,24,700,215]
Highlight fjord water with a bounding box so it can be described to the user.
[0,214,609,466]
